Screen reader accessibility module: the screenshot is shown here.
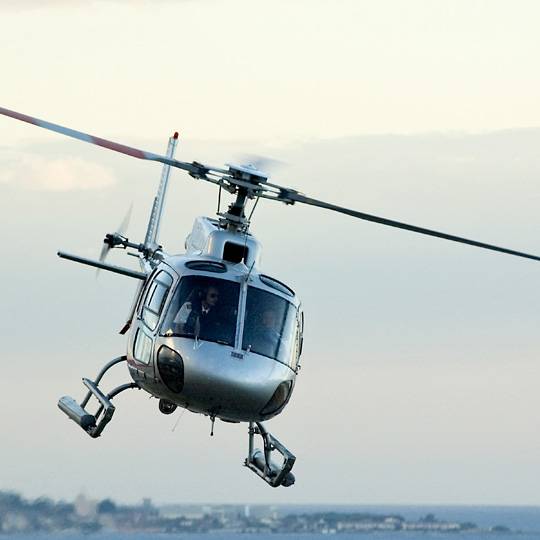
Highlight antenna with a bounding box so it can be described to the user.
[144,132,180,252]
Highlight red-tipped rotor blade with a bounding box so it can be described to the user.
[0,106,200,175]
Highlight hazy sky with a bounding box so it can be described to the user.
[2,0,540,506]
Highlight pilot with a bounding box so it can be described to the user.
[174,285,220,337]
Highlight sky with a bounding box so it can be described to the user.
[1,0,540,506]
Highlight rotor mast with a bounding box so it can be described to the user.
[218,164,268,232]
[220,187,249,231]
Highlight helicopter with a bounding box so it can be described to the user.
[2,106,540,489]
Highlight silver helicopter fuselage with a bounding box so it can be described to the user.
[126,217,303,423]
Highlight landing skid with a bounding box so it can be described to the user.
[58,355,139,438]
[245,422,296,487]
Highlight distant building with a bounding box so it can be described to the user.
[74,494,96,518]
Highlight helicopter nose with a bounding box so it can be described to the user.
[163,337,294,422]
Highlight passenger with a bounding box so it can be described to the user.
[256,309,281,354]
[174,285,220,337]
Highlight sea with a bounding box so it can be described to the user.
[4,505,540,540]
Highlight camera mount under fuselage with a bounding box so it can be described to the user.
[245,421,296,487]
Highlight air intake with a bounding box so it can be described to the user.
[223,242,248,264]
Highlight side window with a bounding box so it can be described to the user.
[136,270,158,316]
[299,311,304,356]
[142,271,173,331]
[134,329,152,364]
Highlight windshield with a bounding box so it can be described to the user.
[242,286,297,364]
[161,276,240,346]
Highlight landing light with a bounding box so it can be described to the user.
[260,381,292,417]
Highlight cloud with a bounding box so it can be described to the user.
[0,151,116,191]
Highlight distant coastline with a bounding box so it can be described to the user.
[0,491,519,535]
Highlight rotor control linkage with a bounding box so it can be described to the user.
[58,356,140,439]
[3,105,540,262]
[245,422,296,488]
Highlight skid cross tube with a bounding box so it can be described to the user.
[81,356,127,408]
[58,355,140,439]
[93,382,140,430]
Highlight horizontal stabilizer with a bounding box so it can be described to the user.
[58,251,146,280]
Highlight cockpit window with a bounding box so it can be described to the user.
[161,276,240,347]
[242,287,297,365]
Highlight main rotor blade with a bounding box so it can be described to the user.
[0,106,202,175]
[286,192,540,262]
